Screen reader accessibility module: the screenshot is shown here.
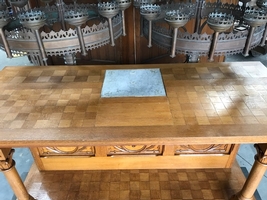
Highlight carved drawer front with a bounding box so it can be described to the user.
[38,146,95,156]
[107,145,163,156]
[175,144,232,155]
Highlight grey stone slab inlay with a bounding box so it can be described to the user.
[101,69,166,97]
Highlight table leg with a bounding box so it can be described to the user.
[231,144,267,200]
[0,148,34,200]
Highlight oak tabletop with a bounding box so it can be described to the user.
[1,62,267,147]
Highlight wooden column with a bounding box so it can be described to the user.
[231,144,267,200]
[0,148,34,200]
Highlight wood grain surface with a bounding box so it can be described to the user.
[0,62,267,147]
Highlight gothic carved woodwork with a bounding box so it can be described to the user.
[36,144,234,157]
[107,145,163,156]
[175,144,232,154]
[38,146,95,156]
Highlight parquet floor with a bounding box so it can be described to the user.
[24,161,247,200]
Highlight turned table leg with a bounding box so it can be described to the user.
[231,144,267,200]
[0,148,34,200]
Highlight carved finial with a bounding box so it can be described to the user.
[0,149,15,170]
[254,144,267,165]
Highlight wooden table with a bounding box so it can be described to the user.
[0,62,267,200]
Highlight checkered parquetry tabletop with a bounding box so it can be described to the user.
[0,62,267,145]
[1,62,267,130]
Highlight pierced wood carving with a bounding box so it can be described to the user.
[38,146,95,156]
[175,144,231,154]
[107,145,163,155]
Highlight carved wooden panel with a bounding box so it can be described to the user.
[38,146,95,156]
[107,145,163,156]
[174,144,232,154]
